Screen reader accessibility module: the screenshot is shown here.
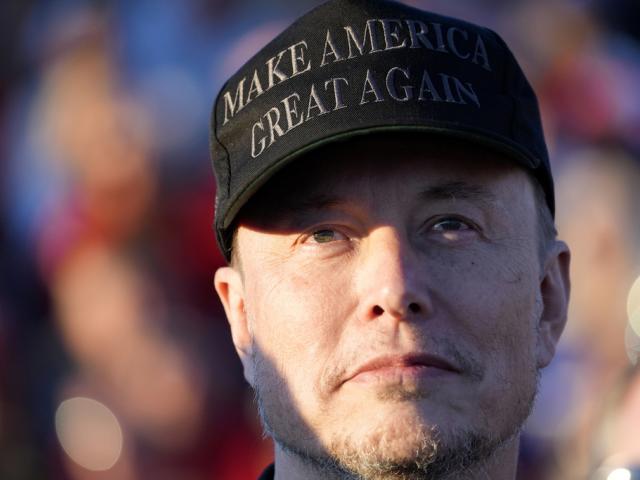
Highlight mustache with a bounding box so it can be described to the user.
[321,336,485,393]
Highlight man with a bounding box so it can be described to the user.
[209,1,571,479]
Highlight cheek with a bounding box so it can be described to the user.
[428,255,540,428]
[429,248,540,361]
[244,261,357,400]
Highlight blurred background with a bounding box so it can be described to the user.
[1,0,639,479]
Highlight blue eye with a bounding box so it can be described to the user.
[428,217,478,243]
[432,218,471,232]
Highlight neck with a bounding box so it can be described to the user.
[272,435,521,480]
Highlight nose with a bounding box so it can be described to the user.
[356,226,431,322]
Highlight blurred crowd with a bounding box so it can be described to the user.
[0,0,639,479]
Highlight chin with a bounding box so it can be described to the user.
[328,417,439,473]
[331,407,440,459]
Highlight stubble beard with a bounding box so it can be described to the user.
[252,349,539,480]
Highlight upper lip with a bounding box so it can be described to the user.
[343,352,461,384]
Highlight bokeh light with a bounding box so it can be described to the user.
[630,309,640,341]
[628,275,640,326]
[625,325,640,365]
[55,397,123,471]
[627,275,640,364]
[607,468,632,480]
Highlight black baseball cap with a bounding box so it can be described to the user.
[210,0,554,260]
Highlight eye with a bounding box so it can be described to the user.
[429,217,477,242]
[307,228,347,244]
[432,218,471,232]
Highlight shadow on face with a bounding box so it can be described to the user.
[234,134,537,240]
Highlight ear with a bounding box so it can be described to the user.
[214,266,255,386]
[536,240,571,368]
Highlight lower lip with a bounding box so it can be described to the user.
[349,365,457,385]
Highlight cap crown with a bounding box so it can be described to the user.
[210,0,552,259]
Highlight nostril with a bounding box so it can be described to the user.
[372,305,384,316]
[408,302,421,313]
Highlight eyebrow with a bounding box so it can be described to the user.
[419,181,497,206]
[288,182,496,209]
[275,193,348,225]
[263,181,497,227]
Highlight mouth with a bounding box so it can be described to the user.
[343,353,462,386]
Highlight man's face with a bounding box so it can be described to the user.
[216,137,569,478]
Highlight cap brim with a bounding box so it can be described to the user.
[221,123,541,231]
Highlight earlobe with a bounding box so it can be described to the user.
[214,266,255,386]
[536,240,571,368]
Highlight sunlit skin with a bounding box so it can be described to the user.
[215,136,570,480]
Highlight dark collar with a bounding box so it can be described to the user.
[257,464,275,480]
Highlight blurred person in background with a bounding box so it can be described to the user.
[542,146,640,480]
[2,2,272,478]
[503,0,640,477]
